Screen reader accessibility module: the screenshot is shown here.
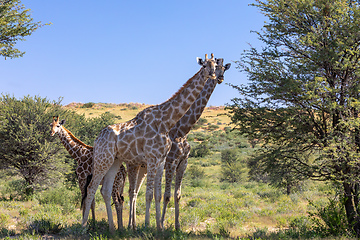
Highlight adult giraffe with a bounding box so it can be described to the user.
[50,116,127,229]
[81,54,218,232]
[127,58,231,230]
[162,58,231,229]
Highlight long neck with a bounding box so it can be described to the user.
[169,78,217,139]
[57,127,92,165]
[157,68,209,132]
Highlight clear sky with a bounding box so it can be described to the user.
[2,0,266,106]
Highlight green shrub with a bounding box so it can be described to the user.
[0,213,9,229]
[220,149,248,183]
[82,102,95,108]
[185,165,206,188]
[189,142,211,158]
[28,219,62,234]
[309,197,351,237]
[37,185,80,214]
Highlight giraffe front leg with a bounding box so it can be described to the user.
[91,198,96,222]
[144,167,156,228]
[174,156,188,230]
[127,164,140,230]
[161,157,177,229]
[154,160,165,231]
[112,168,125,230]
[132,164,147,229]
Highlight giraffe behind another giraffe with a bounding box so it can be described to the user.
[50,116,127,229]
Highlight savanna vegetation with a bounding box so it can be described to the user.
[3,0,360,239]
[0,95,354,240]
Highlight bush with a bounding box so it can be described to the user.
[189,142,211,158]
[185,165,206,187]
[81,102,95,108]
[309,197,351,237]
[220,149,248,183]
[37,185,81,214]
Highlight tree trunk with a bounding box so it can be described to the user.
[343,182,360,236]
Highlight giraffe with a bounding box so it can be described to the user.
[81,54,218,232]
[162,58,231,229]
[50,116,127,229]
[127,58,231,230]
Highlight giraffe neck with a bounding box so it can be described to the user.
[169,77,217,139]
[57,127,93,165]
[156,68,209,132]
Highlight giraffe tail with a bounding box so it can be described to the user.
[81,174,93,210]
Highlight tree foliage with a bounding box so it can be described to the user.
[0,95,117,196]
[0,95,70,196]
[0,0,46,59]
[227,0,360,234]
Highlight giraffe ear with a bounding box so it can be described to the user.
[197,57,204,66]
[224,63,231,71]
[60,119,66,125]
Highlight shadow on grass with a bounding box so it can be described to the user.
[77,219,233,240]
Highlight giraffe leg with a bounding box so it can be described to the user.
[161,156,177,229]
[174,156,188,230]
[112,190,123,229]
[144,166,156,228]
[127,164,140,230]
[112,169,125,230]
[91,198,96,221]
[154,160,165,231]
[132,164,147,229]
[100,160,121,233]
[82,173,104,228]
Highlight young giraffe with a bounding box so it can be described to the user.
[127,59,231,230]
[50,116,127,229]
[81,54,218,232]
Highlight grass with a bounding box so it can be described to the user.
[0,102,356,239]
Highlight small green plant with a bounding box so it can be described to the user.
[28,219,62,234]
[0,213,10,229]
[309,197,351,237]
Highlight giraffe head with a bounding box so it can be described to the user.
[215,58,231,84]
[50,116,66,136]
[197,53,217,80]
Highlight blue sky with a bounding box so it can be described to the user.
[2,0,266,106]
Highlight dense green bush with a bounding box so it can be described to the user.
[220,149,248,183]
[81,102,95,108]
[185,165,206,187]
[189,142,211,158]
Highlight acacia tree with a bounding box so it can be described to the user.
[0,95,71,196]
[228,0,360,234]
[0,0,45,59]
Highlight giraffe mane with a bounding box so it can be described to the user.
[62,127,93,150]
[166,69,202,102]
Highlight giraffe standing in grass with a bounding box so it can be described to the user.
[161,58,231,229]
[128,58,231,230]
[81,54,218,232]
[50,116,127,229]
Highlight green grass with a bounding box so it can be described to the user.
[0,103,356,239]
